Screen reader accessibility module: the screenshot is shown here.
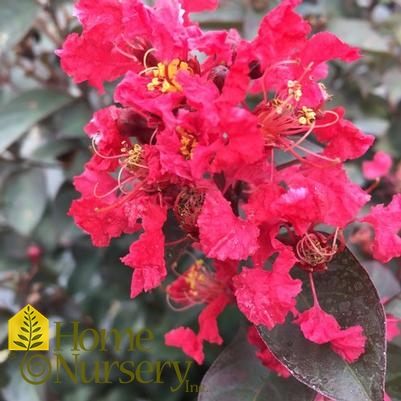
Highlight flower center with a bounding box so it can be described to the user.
[287,80,302,101]
[177,127,198,160]
[166,260,222,308]
[120,142,143,171]
[173,186,205,235]
[295,232,338,272]
[298,106,316,125]
[147,58,192,93]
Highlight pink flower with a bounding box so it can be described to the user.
[164,260,236,363]
[295,304,366,363]
[233,248,302,329]
[386,314,401,341]
[198,188,260,260]
[362,151,393,179]
[361,194,401,263]
[121,202,167,297]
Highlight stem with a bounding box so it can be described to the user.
[308,272,320,307]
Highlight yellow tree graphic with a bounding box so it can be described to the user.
[13,305,43,350]
[8,304,49,351]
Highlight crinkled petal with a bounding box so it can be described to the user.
[295,305,366,363]
[68,197,128,246]
[234,253,301,329]
[361,194,401,263]
[387,315,401,341]
[330,325,367,363]
[362,151,393,180]
[165,327,204,364]
[198,189,259,260]
[198,295,231,344]
[122,230,166,298]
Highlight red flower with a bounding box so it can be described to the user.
[233,248,302,328]
[165,327,204,364]
[56,0,133,93]
[362,151,393,180]
[295,304,366,363]
[68,197,129,247]
[361,194,401,263]
[121,202,167,297]
[165,259,236,363]
[313,108,374,161]
[276,163,370,232]
[386,314,401,341]
[198,188,260,260]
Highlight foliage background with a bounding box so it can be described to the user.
[0,0,401,400]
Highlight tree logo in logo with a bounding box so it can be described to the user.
[8,304,49,351]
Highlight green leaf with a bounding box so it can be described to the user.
[52,100,93,138]
[0,89,73,153]
[32,321,38,327]
[32,327,40,333]
[1,168,47,236]
[30,342,43,349]
[258,247,386,401]
[327,18,390,53]
[12,341,27,349]
[31,334,42,341]
[386,344,401,400]
[0,0,40,53]
[21,327,29,333]
[17,334,28,342]
[198,329,316,401]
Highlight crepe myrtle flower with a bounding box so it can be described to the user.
[59,0,401,371]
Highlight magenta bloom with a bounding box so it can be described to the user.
[58,0,399,370]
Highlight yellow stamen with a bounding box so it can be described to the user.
[177,127,198,160]
[298,106,316,125]
[287,80,302,101]
[147,58,192,93]
[121,142,143,170]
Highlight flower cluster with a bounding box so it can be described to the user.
[58,0,401,371]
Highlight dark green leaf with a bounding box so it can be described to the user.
[0,89,73,153]
[17,335,28,342]
[12,341,26,349]
[32,321,38,327]
[32,327,40,333]
[20,327,28,333]
[258,247,386,401]
[30,342,43,349]
[0,0,40,53]
[1,169,47,236]
[198,329,316,401]
[386,344,401,400]
[23,321,29,327]
[31,334,42,341]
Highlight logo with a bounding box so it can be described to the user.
[6,305,204,392]
[8,304,49,351]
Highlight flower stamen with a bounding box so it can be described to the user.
[147,58,193,93]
